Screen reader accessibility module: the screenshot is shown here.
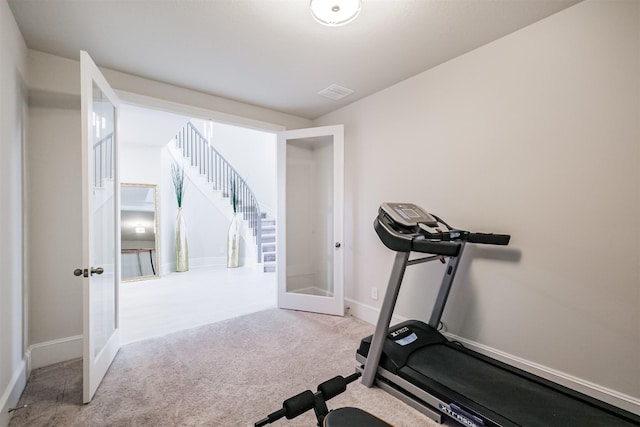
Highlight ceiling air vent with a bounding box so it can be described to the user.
[318,84,354,101]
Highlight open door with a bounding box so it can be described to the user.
[276,125,344,316]
[79,51,121,403]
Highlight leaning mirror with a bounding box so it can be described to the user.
[120,183,159,282]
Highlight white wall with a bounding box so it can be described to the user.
[315,0,639,410]
[0,1,28,425]
[120,144,163,185]
[26,107,83,344]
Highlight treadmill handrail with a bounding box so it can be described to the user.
[374,217,462,256]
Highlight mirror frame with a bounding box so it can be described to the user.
[120,183,160,282]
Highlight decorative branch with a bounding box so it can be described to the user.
[231,179,238,214]
[171,161,186,208]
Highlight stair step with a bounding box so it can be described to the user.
[262,243,276,253]
[264,264,276,273]
[261,236,276,244]
[263,253,276,263]
[262,219,276,227]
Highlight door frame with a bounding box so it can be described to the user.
[115,94,286,341]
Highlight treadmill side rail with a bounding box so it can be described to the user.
[428,242,466,328]
[357,360,444,423]
[361,251,410,387]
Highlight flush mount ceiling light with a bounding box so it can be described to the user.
[310,0,362,27]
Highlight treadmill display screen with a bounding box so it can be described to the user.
[397,208,420,219]
[380,203,438,227]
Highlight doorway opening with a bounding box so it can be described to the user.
[118,103,278,344]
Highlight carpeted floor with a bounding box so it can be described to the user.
[9,309,448,426]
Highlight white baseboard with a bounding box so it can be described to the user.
[345,297,407,326]
[345,298,640,416]
[188,256,226,269]
[162,255,258,274]
[162,257,224,273]
[27,335,83,371]
[0,359,27,427]
[443,332,640,416]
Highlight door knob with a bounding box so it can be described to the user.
[73,267,104,277]
[91,267,104,276]
[335,242,341,248]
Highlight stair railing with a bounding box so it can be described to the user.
[93,132,114,188]
[175,122,262,263]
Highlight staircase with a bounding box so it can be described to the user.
[174,122,276,271]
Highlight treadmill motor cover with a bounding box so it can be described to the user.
[358,320,446,374]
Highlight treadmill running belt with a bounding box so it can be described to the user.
[399,344,638,427]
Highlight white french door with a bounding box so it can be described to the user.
[79,51,121,403]
[276,125,344,316]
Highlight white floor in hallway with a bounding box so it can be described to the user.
[120,266,277,344]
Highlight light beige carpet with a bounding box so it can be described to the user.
[10,309,447,426]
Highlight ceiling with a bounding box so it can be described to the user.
[8,0,581,120]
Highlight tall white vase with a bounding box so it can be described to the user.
[227,213,241,268]
[176,207,189,272]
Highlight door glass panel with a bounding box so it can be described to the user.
[91,82,116,357]
[285,135,334,297]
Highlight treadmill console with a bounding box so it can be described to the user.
[380,203,437,227]
[376,202,510,254]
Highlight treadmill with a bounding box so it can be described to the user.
[357,203,640,427]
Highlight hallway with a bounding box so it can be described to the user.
[120,266,277,344]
